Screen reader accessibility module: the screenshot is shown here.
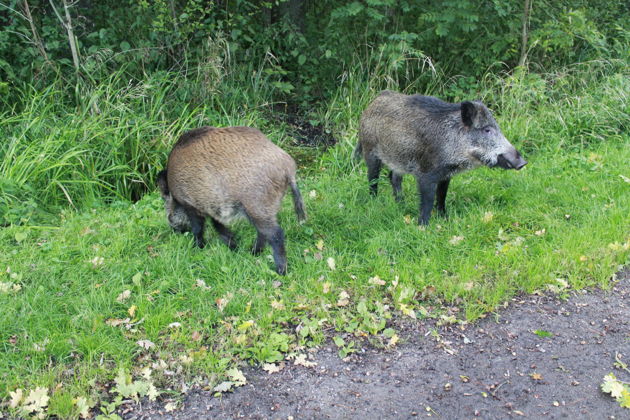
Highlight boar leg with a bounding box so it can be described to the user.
[365,153,382,196]
[210,218,237,250]
[416,175,438,225]
[389,171,403,202]
[435,178,451,217]
[252,233,266,255]
[184,209,206,248]
[248,213,287,275]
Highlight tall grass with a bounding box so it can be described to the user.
[0,43,290,225]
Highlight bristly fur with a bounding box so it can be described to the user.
[160,126,306,275]
[355,90,526,225]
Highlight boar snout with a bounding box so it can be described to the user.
[497,148,527,170]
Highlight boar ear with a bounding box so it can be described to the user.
[461,101,477,127]
[156,170,170,199]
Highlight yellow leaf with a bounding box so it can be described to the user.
[482,212,494,223]
[237,320,255,331]
[322,282,331,294]
[316,239,324,251]
[128,305,137,317]
[327,257,336,271]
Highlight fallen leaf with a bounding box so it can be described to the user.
[9,388,23,408]
[73,396,91,418]
[294,354,317,368]
[227,368,246,384]
[337,290,350,307]
[271,299,285,310]
[620,174,630,184]
[128,305,137,317]
[137,340,155,350]
[90,256,104,267]
[601,373,625,399]
[164,402,178,412]
[449,235,464,245]
[116,290,131,303]
[213,381,233,393]
[368,276,386,286]
[168,322,181,329]
[22,387,49,414]
[403,214,412,224]
[195,279,210,290]
[263,363,284,374]
[308,190,317,199]
[191,331,202,341]
[530,372,543,381]
[322,282,331,294]
[237,320,255,331]
[327,257,336,271]
[463,282,474,291]
[534,228,546,236]
[316,239,324,250]
[482,212,494,223]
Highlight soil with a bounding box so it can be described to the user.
[123,268,629,419]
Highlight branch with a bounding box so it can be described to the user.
[518,0,532,67]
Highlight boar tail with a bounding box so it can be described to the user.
[289,176,307,223]
[353,141,363,161]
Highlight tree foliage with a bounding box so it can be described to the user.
[0,0,627,106]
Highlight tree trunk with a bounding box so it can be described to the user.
[22,1,51,66]
[518,0,532,67]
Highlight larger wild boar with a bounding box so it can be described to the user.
[355,91,527,225]
[157,126,306,275]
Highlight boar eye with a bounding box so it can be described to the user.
[483,127,492,134]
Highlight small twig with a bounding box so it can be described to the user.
[615,351,630,375]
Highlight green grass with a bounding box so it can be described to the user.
[1,60,629,418]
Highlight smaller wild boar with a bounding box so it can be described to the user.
[355,91,527,225]
[157,126,306,275]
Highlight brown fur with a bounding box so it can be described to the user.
[160,126,306,275]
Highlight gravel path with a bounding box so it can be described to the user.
[123,268,629,419]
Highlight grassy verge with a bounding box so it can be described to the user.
[1,61,629,418]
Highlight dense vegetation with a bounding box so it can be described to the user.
[0,1,628,418]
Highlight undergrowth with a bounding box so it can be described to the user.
[1,59,629,418]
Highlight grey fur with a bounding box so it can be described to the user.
[357,91,527,225]
[158,126,306,275]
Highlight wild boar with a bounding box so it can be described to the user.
[157,126,306,275]
[355,91,527,225]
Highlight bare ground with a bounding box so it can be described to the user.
[123,268,630,419]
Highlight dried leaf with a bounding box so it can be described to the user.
[316,239,324,251]
[191,331,202,341]
[227,368,246,384]
[337,290,350,307]
[164,402,178,412]
[128,305,137,317]
[530,372,543,381]
[116,290,131,303]
[327,257,336,271]
[22,387,49,414]
[449,235,464,245]
[73,396,91,419]
[263,363,284,374]
[168,322,181,329]
[368,276,386,286]
[482,212,494,223]
[322,282,331,294]
[137,339,155,350]
[271,299,285,310]
[9,388,23,408]
[294,354,317,368]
